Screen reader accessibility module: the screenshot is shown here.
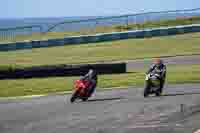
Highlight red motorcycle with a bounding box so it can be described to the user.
[70,79,92,103]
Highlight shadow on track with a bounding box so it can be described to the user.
[162,92,200,97]
[142,92,200,98]
[87,97,126,102]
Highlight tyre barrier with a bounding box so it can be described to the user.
[0,62,126,79]
[1,24,200,52]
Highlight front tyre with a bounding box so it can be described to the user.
[144,88,149,97]
[144,82,150,97]
[70,91,79,103]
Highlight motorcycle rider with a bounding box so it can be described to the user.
[81,67,98,97]
[146,58,166,92]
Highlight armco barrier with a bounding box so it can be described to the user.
[0,62,126,79]
[1,24,200,51]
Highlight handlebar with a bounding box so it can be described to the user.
[148,73,161,78]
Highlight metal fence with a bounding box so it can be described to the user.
[1,8,200,43]
[46,8,200,33]
[0,25,43,43]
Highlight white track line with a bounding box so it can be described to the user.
[127,123,183,129]
[0,86,127,100]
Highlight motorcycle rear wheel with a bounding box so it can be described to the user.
[155,88,162,97]
[82,97,88,102]
[155,91,161,96]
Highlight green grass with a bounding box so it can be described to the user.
[0,32,200,69]
[1,16,200,43]
[113,16,200,31]
[0,64,200,97]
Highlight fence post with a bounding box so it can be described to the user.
[126,16,129,27]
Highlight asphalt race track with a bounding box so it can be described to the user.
[1,55,200,133]
[126,55,200,70]
[1,84,200,133]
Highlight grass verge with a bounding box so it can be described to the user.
[0,64,200,97]
[0,32,200,69]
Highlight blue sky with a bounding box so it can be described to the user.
[0,0,199,18]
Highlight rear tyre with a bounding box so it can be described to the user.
[155,87,162,97]
[70,91,79,103]
[155,91,161,97]
[82,97,88,102]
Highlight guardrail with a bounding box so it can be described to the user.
[0,24,200,51]
[0,62,126,79]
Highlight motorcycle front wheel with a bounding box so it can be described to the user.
[70,90,79,103]
[144,82,150,97]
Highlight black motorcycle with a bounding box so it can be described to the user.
[144,72,162,97]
